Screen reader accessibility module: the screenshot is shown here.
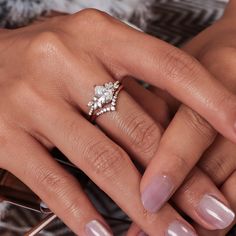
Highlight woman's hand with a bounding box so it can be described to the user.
[1,9,236,235]
[137,1,236,234]
[124,78,236,235]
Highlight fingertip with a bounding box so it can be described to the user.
[166,220,198,236]
[196,195,235,230]
[141,175,174,213]
[85,220,113,236]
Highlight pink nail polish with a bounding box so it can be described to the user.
[85,220,113,236]
[137,231,148,236]
[166,221,197,236]
[197,195,235,229]
[141,175,174,213]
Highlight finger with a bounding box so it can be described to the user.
[128,168,236,234]
[31,100,197,236]
[140,105,235,229]
[122,77,171,127]
[215,171,236,235]
[101,22,236,143]
[199,135,236,186]
[119,85,236,230]
[112,77,236,230]
[1,130,111,236]
[116,79,236,230]
[172,167,235,230]
[63,62,163,166]
[148,86,180,115]
[194,171,236,236]
[127,223,147,236]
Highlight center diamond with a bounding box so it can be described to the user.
[95,85,113,104]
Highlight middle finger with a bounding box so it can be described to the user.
[63,60,163,166]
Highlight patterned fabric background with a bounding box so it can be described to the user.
[0,0,235,235]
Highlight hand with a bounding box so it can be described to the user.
[1,9,236,235]
[184,3,236,235]
[124,78,236,235]
[138,1,236,234]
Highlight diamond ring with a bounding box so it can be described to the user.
[88,81,123,122]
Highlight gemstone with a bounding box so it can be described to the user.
[104,90,113,103]
[88,101,93,107]
[114,83,119,89]
[93,103,98,110]
[95,86,105,97]
[97,102,102,108]
[105,82,114,89]
[98,96,106,104]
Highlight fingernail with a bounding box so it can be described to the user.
[166,221,197,236]
[197,194,235,229]
[137,231,148,236]
[85,220,112,236]
[141,175,174,213]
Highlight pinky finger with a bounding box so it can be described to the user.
[2,131,112,236]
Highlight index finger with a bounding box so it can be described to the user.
[101,22,236,143]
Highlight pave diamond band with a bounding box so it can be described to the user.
[88,81,123,122]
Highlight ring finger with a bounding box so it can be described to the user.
[63,61,163,167]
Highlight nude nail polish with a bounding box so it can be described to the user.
[85,220,113,236]
[166,221,197,236]
[141,175,174,213]
[137,231,148,236]
[197,195,235,229]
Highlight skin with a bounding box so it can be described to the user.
[132,0,236,234]
[0,6,236,236]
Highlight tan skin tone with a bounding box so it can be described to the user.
[129,0,236,235]
[0,3,236,236]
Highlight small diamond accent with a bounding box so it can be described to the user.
[88,81,122,121]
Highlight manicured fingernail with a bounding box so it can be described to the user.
[137,231,148,236]
[166,221,197,236]
[141,175,174,213]
[197,194,235,229]
[85,220,112,236]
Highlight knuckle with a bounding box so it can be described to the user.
[169,151,192,174]
[31,166,83,217]
[200,156,229,186]
[26,31,64,61]
[198,46,236,68]
[82,139,127,178]
[62,198,83,220]
[125,112,161,158]
[34,167,69,195]
[9,82,51,123]
[181,106,216,141]
[178,168,201,195]
[71,9,111,29]
[163,48,199,83]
